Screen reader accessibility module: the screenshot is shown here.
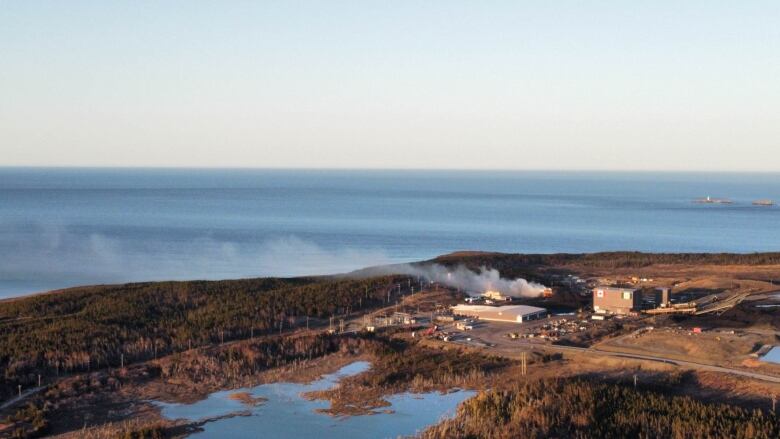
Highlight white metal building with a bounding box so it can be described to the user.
[451,304,547,323]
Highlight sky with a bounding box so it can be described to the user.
[1,1,779,171]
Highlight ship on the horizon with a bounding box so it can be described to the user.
[752,199,775,206]
[694,196,733,204]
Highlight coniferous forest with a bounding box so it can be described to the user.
[0,275,408,400]
[420,378,780,439]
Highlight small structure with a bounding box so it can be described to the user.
[593,287,642,315]
[451,304,547,323]
[656,287,671,307]
[392,312,416,325]
[482,290,513,302]
[455,322,474,330]
[373,312,415,327]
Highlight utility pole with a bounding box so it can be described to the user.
[633,374,638,388]
[18,385,21,397]
[521,352,527,376]
[38,375,41,387]
[120,353,124,369]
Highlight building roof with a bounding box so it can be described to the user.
[594,286,637,293]
[452,304,547,317]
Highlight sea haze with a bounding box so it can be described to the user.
[1,168,780,299]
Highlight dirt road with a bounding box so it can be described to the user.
[0,387,43,411]
[489,340,780,384]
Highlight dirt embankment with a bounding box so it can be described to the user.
[595,326,780,372]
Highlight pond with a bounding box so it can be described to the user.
[155,361,475,438]
[761,346,780,365]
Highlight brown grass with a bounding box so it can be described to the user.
[227,392,267,407]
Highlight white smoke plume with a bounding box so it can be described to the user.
[391,263,546,298]
[0,223,393,298]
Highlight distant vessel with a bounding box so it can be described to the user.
[694,196,733,204]
[752,199,775,206]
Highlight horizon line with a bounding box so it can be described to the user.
[2,165,780,175]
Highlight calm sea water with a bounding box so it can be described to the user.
[156,361,475,438]
[2,168,780,299]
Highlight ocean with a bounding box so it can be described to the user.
[2,168,780,299]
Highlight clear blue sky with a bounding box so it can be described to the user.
[1,1,778,170]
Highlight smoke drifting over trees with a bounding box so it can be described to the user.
[395,263,546,298]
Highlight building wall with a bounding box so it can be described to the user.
[593,287,641,314]
[518,310,547,322]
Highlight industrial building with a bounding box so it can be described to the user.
[593,287,642,314]
[653,287,671,308]
[451,304,547,323]
[593,286,671,314]
[481,290,513,302]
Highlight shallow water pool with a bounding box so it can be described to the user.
[761,346,780,365]
[155,361,475,438]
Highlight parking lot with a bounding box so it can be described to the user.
[427,312,615,351]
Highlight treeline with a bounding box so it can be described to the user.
[0,274,409,400]
[434,251,780,270]
[159,331,509,391]
[420,378,780,439]
[159,331,366,385]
